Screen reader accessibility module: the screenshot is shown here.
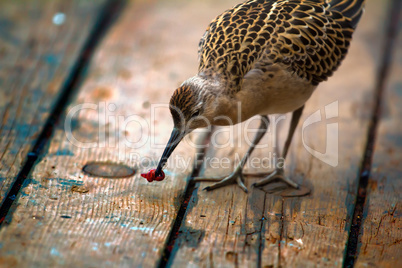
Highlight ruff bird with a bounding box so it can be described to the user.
[146,0,365,192]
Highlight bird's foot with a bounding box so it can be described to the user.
[193,168,248,193]
[250,169,299,189]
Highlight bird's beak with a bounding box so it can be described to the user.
[155,128,184,176]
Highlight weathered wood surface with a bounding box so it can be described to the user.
[355,15,402,268]
[0,0,400,267]
[0,0,220,267]
[0,0,105,205]
[169,1,392,267]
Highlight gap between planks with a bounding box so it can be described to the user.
[343,0,401,267]
[0,0,127,227]
[158,130,212,268]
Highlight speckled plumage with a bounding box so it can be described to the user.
[168,0,365,126]
[197,0,363,90]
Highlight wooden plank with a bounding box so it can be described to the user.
[169,0,391,267]
[170,138,282,267]
[355,13,402,268]
[0,0,105,205]
[0,0,214,266]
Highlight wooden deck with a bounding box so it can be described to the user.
[0,0,400,267]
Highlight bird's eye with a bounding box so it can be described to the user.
[191,110,200,118]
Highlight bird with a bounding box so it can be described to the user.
[149,0,365,192]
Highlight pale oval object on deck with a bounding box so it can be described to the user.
[82,162,135,178]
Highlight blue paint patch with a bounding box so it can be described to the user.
[44,54,60,65]
[23,178,36,186]
[52,149,75,156]
[58,178,83,188]
[130,226,153,232]
[69,118,81,132]
[50,248,62,257]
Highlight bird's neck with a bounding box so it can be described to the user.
[182,74,262,126]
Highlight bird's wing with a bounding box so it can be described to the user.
[197,0,363,92]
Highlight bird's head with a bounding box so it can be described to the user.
[169,85,214,131]
[155,83,217,176]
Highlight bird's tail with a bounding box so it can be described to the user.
[329,0,365,28]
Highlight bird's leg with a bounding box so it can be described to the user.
[252,105,305,189]
[194,116,270,193]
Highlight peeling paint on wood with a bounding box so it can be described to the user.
[0,0,106,206]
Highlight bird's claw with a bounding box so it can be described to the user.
[194,169,298,192]
[252,169,299,189]
[195,171,248,193]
